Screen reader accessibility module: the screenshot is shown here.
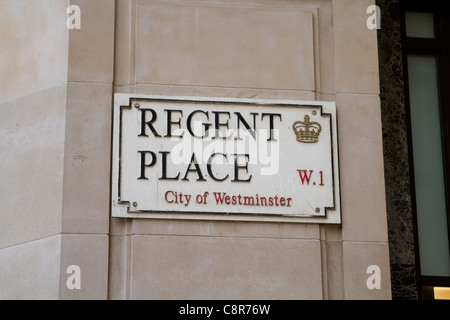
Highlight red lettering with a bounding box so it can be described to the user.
[213,192,226,204]
[298,170,313,185]
[274,195,279,206]
[212,192,293,207]
[165,190,174,203]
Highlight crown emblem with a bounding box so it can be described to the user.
[292,115,322,143]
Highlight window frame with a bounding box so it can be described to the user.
[400,0,450,297]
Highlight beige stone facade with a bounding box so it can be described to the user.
[0,0,391,299]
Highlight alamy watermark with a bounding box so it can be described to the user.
[167,123,280,176]
[66,265,81,290]
[367,5,381,30]
[366,265,381,290]
[67,5,81,30]
[67,5,379,31]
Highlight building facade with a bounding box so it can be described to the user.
[0,0,448,300]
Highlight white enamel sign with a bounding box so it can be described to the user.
[112,94,341,224]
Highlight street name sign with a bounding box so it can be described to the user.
[111,94,341,224]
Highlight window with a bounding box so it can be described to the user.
[401,0,450,299]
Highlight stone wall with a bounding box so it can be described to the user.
[377,0,418,300]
